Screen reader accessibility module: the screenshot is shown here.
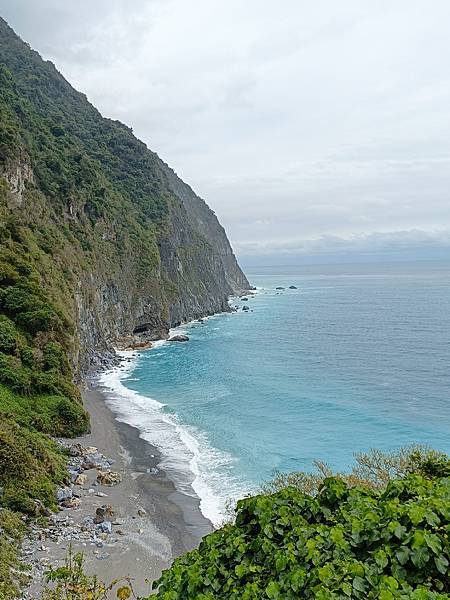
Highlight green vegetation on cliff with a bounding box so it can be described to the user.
[2,16,447,600]
[0,15,247,596]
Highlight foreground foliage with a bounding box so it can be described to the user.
[42,550,137,600]
[0,509,28,600]
[263,446,450,496]
[152,463,450,598]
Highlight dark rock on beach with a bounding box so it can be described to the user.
[169,334,190,342]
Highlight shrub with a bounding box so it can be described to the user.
[41,549,136,599]
[0,352,31,394]
[42,341,69,373]
[55,397,88,437]
[0,415,66,513]
[0,315,19,353]
[152,472,450,599]
[0,261,19,286]
[31,370,80,403]
[262,446,450,496]
[0,509,28,600]
[17,305,59,334]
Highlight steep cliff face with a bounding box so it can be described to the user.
[161,162,250,295]
[0,17,249,374]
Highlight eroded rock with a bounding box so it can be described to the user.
[97,470,122,486]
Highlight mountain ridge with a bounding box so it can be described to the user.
[0,17,248,589]
[0,15,249,374]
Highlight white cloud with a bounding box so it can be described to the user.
[2,0,450,258]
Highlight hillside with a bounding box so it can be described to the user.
[0,16,249,368]
[0,17,248,596]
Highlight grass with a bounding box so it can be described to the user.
[0,508,28,600]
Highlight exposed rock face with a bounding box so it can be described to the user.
[0,16,250,376]
[1,154,34,207]
[73,186,248,372]
[161,162,250,296]
[168,334,190,342]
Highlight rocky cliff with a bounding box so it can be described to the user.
[0,16,249,592]
[0,17,249,375]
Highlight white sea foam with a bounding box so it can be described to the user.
[98,345,252,526]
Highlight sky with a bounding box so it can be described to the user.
[2,0,450,264]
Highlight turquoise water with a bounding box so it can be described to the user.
[102,261,450,523]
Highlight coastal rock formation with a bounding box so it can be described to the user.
[169,334,190,342]
[97,471,122,486]
[0,18,248,593]
[0,16,250,377]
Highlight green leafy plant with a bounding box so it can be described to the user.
[263,446,450,496]
[151,467,450,599]
[42,549,137,600]
[0,509,28,600]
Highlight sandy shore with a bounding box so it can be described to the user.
[23,381,212,598]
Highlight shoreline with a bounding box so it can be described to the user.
[22,381,212,599]
[22,304,255,598]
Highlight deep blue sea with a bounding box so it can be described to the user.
[100,261,450,524]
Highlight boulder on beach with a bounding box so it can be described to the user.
[169,334,189,342]
[97,470,122,486]
[56,487,72,503]
[96,520,112,534]
[289,285,297,289]
[74,473,88,486]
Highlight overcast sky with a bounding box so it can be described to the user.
[2,0,450,262]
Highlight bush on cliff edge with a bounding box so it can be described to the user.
[151,453,450,600]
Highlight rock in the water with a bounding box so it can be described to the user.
[97,470,122,486]
[241,297,249,301]
[168,334,189,342]
[289,285,297,289]
[242,305,250,311]
[276,286,285,290]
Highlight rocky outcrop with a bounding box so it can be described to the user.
[0,16,250,376]
[168,334,189,342]
[0,154,34,207]
[161,162,250,296]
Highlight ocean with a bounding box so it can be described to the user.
[99,261,450,525]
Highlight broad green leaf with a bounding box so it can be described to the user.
[434,555,449,575]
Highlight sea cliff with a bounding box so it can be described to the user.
[0,17,248,597]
